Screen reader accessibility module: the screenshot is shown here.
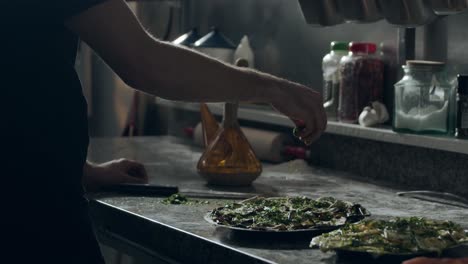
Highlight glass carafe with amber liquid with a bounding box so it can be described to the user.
[197,102,262,186]
[200,103,220,147]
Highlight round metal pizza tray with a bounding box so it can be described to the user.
[204,212,340,234]
[205,212,341,248]
[333,248,439,264]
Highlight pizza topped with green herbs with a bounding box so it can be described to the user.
[311,217,468,255]
[209,196,370,231]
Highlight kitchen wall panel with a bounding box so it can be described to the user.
[416,12,468,75]
[444,12,468,75]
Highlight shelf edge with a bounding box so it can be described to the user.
[157,99,468,155]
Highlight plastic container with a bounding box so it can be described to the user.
[338,42,384,123]
[393,60,456,135]
[234,36,254,68]
[323,41,349,121]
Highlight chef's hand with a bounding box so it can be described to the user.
[83,159,148,192]
[271,80,327,145]
[403,257,468,264]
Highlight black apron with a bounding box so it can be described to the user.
[1,1,107,262]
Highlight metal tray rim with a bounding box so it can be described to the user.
[204,212,343,234]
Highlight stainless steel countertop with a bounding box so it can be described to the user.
[88,136,468,264]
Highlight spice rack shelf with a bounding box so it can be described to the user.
[157,99,468,155]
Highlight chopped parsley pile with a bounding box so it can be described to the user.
[161,193,209,205]
[209,196,370,231]
[311,217,468,255]
[162,193,189,205]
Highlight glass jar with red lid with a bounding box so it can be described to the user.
[338,42,384,123]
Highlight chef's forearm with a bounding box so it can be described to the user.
[133,39,284,104]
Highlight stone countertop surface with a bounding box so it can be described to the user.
[87,137,468,264]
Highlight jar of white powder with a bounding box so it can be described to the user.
[393,60,456,135]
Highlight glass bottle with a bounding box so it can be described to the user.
[338,42,384,123]
[323,41,349,121]
[200,103,220,147]
[456,75,468,139]
[393,60,455,135]
[197,102,262,186]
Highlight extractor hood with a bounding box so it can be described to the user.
[298,0,468,27]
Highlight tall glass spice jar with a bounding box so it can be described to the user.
[393,61,455,135]
[338,42,384,123]
[323,41,349,121]
[455,75,468,138]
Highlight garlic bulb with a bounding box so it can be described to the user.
[359,106,380,127]
[372,101,389,123]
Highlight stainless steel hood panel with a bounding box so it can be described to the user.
[298,0,468,27]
